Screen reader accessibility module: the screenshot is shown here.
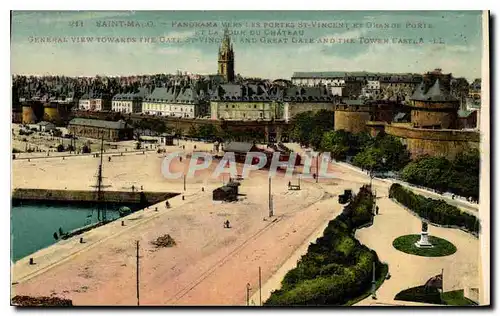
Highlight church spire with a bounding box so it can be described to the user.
[218,27,235,83]
[222,27,231,50]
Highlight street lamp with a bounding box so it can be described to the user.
[246,283,252,306]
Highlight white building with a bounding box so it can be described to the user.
[361,80,381,98]
[37,121,56,132]
[78,95,91,110]
[112,88,147,114]
[142,86,205,118]
[78,92,111,111]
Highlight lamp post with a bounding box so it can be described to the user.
[246,283,252,306]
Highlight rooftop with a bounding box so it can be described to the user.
[223,141,256,153]
[410,79,458,102]
[68,118,129,130]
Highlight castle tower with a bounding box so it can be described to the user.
[409,72,459,129]
[218,28,235,83]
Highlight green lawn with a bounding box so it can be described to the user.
[441,290,478,306]
[392,235,457,257]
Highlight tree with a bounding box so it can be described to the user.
[198,124,217,139]
[290,112,315,146]
[188,125,199,138]
[353,147,385,172]
[320,130,350,161]
[290,110,335,147]
[401,156,452,193]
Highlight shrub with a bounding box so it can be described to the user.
[389,184,480,235]
[394,285,442,305]
[56,144,65,152]
[265,186,379,306]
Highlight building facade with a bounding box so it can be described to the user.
[210,83,283,120]
[79,92,112,111]
[142,86,206,118]
[68,118,133,141]
[282,86,336,122]
[291,71,423,101]
[112,88,147,113]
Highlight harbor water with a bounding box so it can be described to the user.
[11,204,122,262]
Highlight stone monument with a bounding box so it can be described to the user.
[415,221,433,248]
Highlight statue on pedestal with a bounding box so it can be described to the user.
[422,222,428,232]
[415,221,433,248]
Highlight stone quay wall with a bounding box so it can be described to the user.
[12,189,177,206]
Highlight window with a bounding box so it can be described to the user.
[254,105,257,109]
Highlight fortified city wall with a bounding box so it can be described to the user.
[333,104,372,134]
[385,124,479,159]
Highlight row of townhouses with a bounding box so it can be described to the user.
[76,83,341,122]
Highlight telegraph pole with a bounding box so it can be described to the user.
[259,266,262,306]
[183,174,186,191]
[136,240,140,306]
[316,153,319,183]
[268,177,273,217]
[246,283,251,306]
[371,261,376,299]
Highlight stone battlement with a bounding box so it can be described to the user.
[385,124,480,142]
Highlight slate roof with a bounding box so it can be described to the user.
[144,87,176,102]
[113,88,149,101]
[211,84,275,101]
[38,121,55,126]
[457,110,475,118]
[410,82,427,100]
[292,71,422,82]
[224,141,256,153]
[292,71,349,78]
[411,79,457,102]
[69,118,129,130]
[283,86,333,102]
[144,86,200,103]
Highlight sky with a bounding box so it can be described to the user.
[10,11,483,81]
